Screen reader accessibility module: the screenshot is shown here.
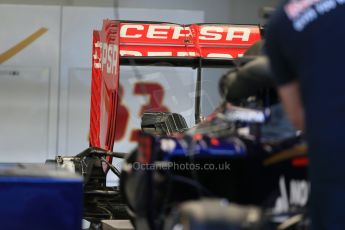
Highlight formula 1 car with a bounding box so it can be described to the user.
[53,20,309,230]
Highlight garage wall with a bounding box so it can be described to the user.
[228,0,279,23]
[0,5,60,162]
[0,0,279,22]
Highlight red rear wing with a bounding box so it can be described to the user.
[89,20,261,151]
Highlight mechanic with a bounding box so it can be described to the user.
[265,0,345,229]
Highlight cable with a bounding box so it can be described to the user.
[112,0,119,20]
[107,151,126,158]
[100,157,121,178]
[97,206,113,220]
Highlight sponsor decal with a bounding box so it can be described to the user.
[116,23,261,58]
[284,0,345,31]
[273,176,309,213]
[93,41,118,75]
[120,24,252,42]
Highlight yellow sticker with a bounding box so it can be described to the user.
[0,27,48,64]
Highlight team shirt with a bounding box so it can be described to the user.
[266,0,345,182]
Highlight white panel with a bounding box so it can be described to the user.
[0,67,50,163]
[0,5,60,161]
[66,66,197,155]
[60,6,204,155]
[114,66,197,153]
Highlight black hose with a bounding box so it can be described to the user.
[100,157,121,177]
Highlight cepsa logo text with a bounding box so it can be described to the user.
[93,23,260,61]
[119,24,252,42]
[93,41,118,74]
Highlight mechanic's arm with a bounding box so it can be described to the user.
[264,20,305,130]
[278,81,305,131]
